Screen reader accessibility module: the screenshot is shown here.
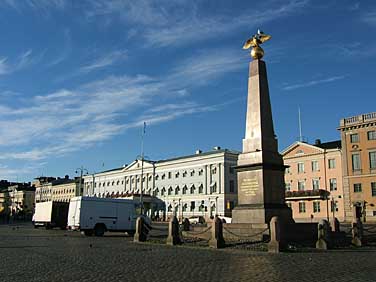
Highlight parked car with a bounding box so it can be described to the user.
[217,216,232,223]
[188,216,205,224]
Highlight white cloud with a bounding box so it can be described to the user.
[79,50,128,73]
[362,11,376,26]
[0,49,40,76]
[169,49,245,87]
[3,0,66,11]
[84,0,309,47]
[0,47,243,162]
[47,29,72,67]
[282,75,345,91]
[0,58,9,75]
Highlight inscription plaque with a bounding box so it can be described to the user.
[240,178,258,196]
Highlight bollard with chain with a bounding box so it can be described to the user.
[268,216,282,253]
[316,219,330,250]
[209,216,225,249]
[182,218,190,231]
[352,219,363,247]
[134,216,147,242]
[330,217,340,233]
[166,216,181,245]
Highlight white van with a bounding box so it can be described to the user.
[68,196,149,236]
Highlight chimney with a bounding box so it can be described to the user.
[213,146,221,150]
[315,139,321,145]
[195,150,202,155]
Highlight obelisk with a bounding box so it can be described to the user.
[232,30,293,224]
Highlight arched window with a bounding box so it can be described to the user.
[190,184,195,194]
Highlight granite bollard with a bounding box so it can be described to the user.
[352,219,363,247]
[268,216,281,253]
[209,216,225,249]
[166,216,181,245]
[316,219,330,250]
[134,216,147,242]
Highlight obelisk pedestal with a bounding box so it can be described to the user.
[232,59,293,225]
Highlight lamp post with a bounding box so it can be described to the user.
[75,166,88,196]
[331,196,336,224]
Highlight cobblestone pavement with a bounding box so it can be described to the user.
[0,224,376,282]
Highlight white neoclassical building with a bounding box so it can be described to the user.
[83,148,239,220]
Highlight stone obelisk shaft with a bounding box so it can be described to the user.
[232,59,292,224]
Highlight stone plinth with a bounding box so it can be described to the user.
[232,59,293,224]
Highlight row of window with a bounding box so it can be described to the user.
[92,179,236,196]
[287,159,336,174]
[351,152,376,170]
[88,167,222,189]
[285,178,337,191]
[350,131,376,143]
[287,201,338,214]
[353,182,376,196]
[52,189,75,195]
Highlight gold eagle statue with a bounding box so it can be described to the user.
[243,29,271,60]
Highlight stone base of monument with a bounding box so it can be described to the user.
[232,204,294,225]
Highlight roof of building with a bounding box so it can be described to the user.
[315,140,341,149]
[51,178,76,186]
[92,148,240,175]
[156,148,240,164]
[281,140,341,156]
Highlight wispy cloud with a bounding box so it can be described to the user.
[362,11,376,26]
[3,0,66,12]
[0,49,37,75]
[79,50,128,73]
[85,0,309,47]
[145,0,309,47]
[0,47,241,162]
[168,48,245,87]
[0,162,46,180]
[349,2,360,11]
[323,41,376,59]
[47,29,72,67]
[282,75,345,91]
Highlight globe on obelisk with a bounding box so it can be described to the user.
[232,30,293,224]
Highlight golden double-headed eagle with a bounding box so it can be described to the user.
[243,29,271,60]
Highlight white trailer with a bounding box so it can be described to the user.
[33,201,69,229]
[68,196,148,236]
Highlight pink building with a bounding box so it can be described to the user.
[282,140,345,222]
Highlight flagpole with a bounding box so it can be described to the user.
[140,122,146,215]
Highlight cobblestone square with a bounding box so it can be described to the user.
[0,224,376,282]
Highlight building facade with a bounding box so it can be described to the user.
[83,148,239,220]
[0,182,35,220]
[338,112,376,222]
[35,176,82,203]
[282,140,345,222]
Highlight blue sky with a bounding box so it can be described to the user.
[0,0,375,182]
